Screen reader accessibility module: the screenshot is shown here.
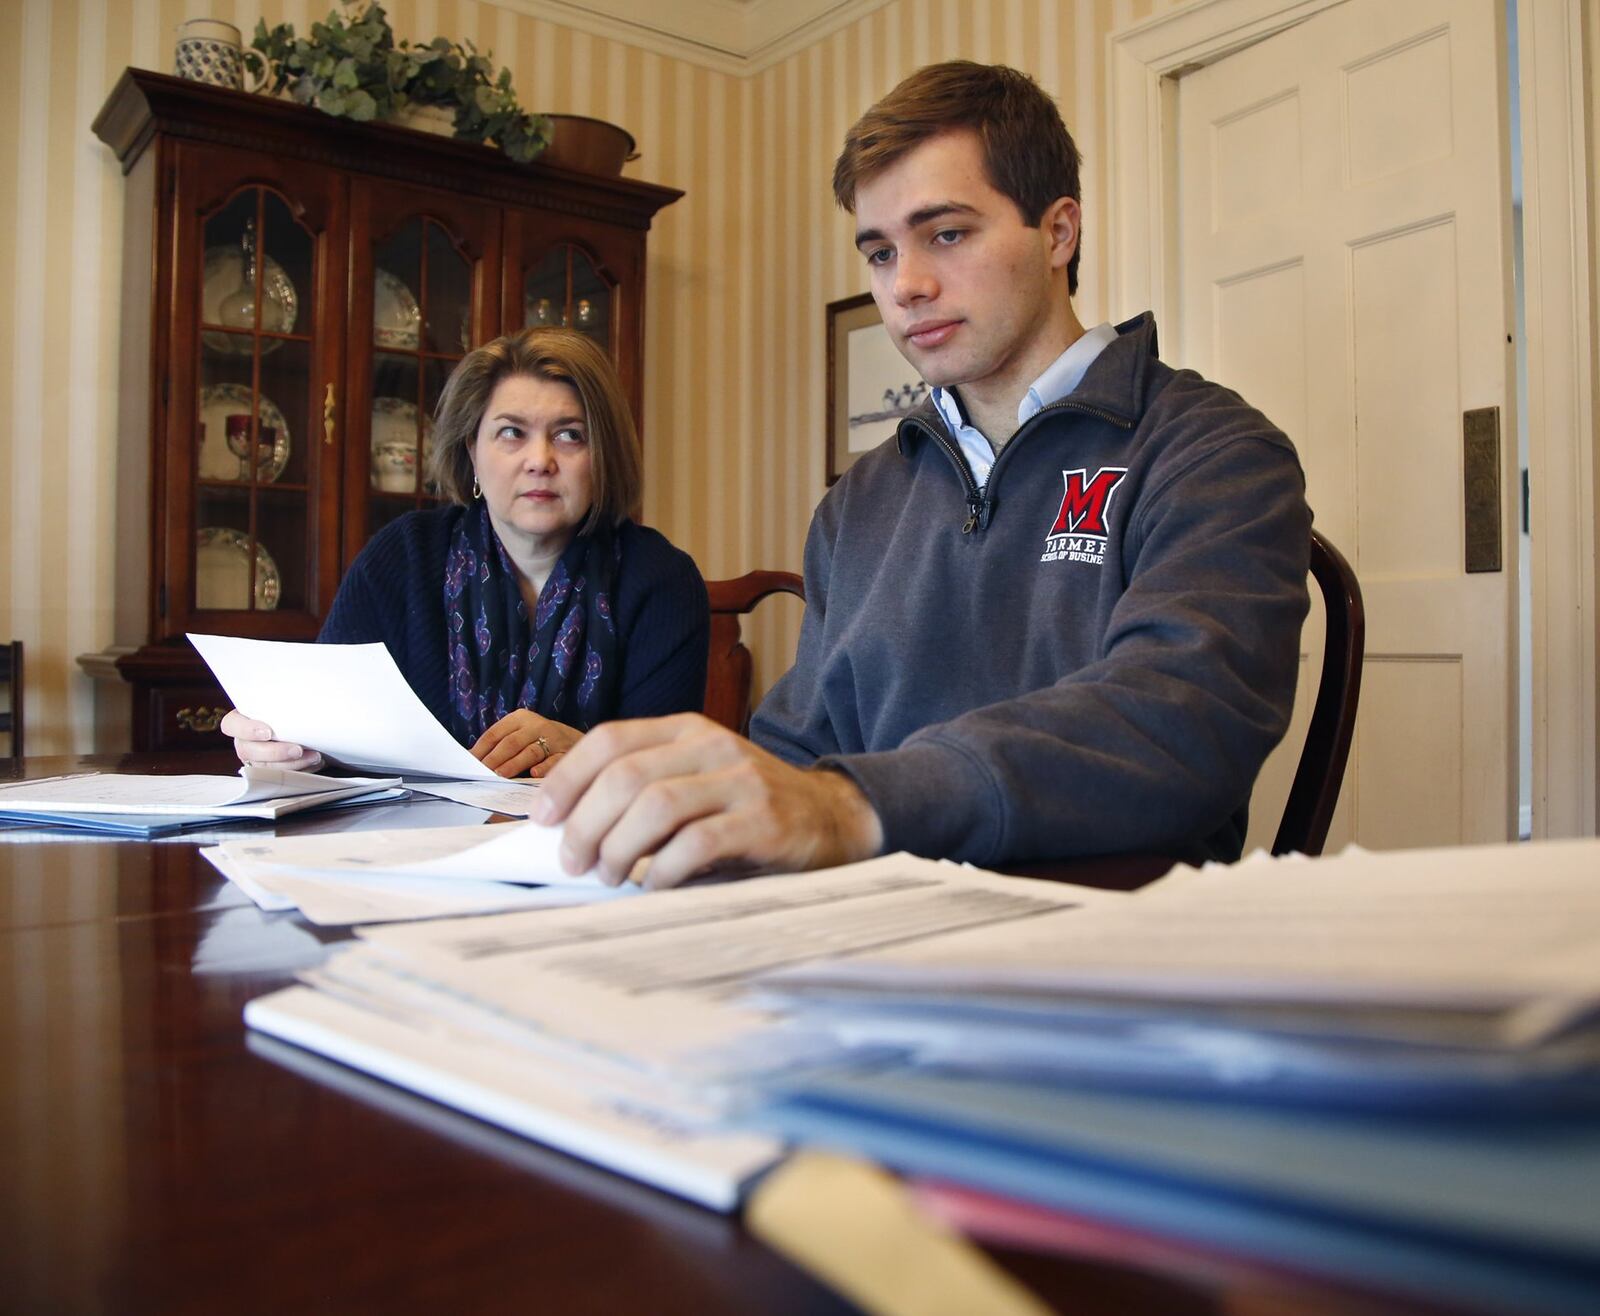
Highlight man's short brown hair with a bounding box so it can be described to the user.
[833,61,1083,296]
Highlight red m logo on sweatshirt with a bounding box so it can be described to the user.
[1050,467,1129,538]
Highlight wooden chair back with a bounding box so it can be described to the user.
[703,571,805,735]
[1273,530,1365,855]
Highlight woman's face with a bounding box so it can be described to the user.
[471,373,595,556]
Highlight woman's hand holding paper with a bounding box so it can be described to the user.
[220,709,325,773]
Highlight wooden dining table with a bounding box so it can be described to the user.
[0,752,1396,1315]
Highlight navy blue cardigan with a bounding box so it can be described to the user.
[319,505,710,735]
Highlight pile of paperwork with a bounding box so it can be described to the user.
[242,838,1600,1312]
[204,819,622,924]
[744,840,1600,1315]
[190,632,501,779]
[754,839,1600,1109]
[245,856,1116,1208]
[0,766,402,837]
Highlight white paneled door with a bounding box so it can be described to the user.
[1175,0,1517,852]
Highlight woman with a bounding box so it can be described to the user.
[222,328,709,778]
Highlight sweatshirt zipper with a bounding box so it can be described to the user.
[910,398,1136,535]
[908,419,989,533]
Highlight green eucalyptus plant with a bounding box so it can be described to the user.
[247,2,551,164]
[247,2,397,122]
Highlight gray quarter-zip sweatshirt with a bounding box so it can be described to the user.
[750,311,1312,865]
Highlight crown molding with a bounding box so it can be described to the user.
[487,0,893,76]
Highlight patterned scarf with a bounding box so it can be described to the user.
[444,499,621,745]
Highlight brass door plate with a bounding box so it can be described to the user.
[1463,406,1502,574]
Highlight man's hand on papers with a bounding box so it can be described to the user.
[220,709,324,773]
[471,711,583,779]
[535,714,885,889]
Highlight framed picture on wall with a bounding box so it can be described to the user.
[826,292,928,484]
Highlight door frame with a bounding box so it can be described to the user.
[1514,0,1597,837]
[1106,0,1598,838]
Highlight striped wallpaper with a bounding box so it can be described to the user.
[0,0,1191,754]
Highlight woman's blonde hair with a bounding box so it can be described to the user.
[428,327,643,533]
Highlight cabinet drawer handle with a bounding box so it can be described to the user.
[324,382,336,446]
[176,705,226,734]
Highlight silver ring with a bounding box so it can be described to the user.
[535,735,552,759]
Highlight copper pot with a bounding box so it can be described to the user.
[538,114,639,175]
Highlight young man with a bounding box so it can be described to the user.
[537,61,1311,888]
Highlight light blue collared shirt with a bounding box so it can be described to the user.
[931,321,1117,489]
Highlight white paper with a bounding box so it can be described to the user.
[204,845,297,912]
[244,857,1110,1206]
[218,819,598,885]
[205,818,613,925]
[0,766,399,818]
[405,778,544,816]
[189,633,497,779]
[203,843,625,925]
[328,857,1114,1085]
[764,839,1600,1039]
[245,985,780,1211]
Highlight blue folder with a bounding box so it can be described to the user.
[751,1070,1600,1315]
[0,808,231,837]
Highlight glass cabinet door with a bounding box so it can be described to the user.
[191,185,321,624]
[522,243,615,352]
[506,212,643,436]
[365,216,475,539]
[346,180,500,563]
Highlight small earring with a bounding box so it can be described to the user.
[471,475,481,500]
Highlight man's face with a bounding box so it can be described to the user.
[852,130,1075,401]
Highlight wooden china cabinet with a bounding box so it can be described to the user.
[82,69,681,751]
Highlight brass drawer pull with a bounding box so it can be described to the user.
[175,705,227,734]
[324,382,337,446]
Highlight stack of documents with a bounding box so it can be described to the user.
[742,840,1600,1314]
[240,838,1600,1312]
[244,856,1118,1207]
[0,766,403,837]
[754,839,1600,1110]
[204,819,625,924]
